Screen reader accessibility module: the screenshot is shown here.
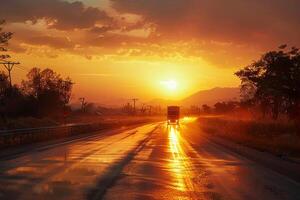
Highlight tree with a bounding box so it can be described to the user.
[0,71,9,96]
[214,101,238,113]
[0,20,13,61]
[0,72,9,121]
[189,105,200,115]
[235,45,300,120]
[202,104,211,114]
[0,71,31,119]
[60,78,73,106]
[286,47,300,119]
[22,68,74,117]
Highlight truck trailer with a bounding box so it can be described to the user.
[167,106,180,125]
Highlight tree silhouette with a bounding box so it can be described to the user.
[22,68,73,117]
[214,101,238,113]
[202,104,211,114]
[235,45,300,120]
[0,20,12,61]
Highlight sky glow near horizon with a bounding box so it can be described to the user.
[1,0,300,103]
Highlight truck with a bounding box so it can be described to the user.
[167,106,180,125]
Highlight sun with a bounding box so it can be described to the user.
[161,80,178,91]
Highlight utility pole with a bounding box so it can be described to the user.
[0,61,20,88]
[131,98,138,114]
[147,105,153,115]
[79,97,87,112]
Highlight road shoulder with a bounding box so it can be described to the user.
[206,135,300,184]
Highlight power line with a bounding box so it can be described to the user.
[15,65,27,72]
[0,61,20,88]
[19,65,30,71]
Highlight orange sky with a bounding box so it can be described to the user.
[1,0,300,104]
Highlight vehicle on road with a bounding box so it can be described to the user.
[167,106,180,125]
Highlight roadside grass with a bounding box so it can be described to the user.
[198,116,300,158]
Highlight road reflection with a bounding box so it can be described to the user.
[168,125,187,191]
[181,117,197,123]
[0,124,158,199]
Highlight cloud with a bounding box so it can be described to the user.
[73,73,119,77]
[25,35,75,49]
[89,26,115,34]
[82,33,147,48]
[0,0,112,30]
[7,42,27,53]
[3,0,300,68]
[111,0,300,46]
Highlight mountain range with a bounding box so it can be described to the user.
[149,87,240,107]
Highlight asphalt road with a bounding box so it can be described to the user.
[0,118,299,200]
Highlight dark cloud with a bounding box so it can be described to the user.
[0,0,112,30]
[26,35,75,49]
[89,26,115,34]
[111,0,300,46]
[83,33,146,48]
[3,0,300,67]
[11,30,75,50]
[88,19,148,34]
[120,20,148,32]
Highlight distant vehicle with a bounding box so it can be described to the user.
[167,106,180,125]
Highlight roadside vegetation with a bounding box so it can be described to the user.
[1,21,74,128]
[198,116,300,158]
[191,45,300,158]
[235,44,300,121]
[1,20,163,131]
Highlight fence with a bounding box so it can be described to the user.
[0,123,112,148]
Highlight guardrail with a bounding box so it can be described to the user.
[0,123,112,148]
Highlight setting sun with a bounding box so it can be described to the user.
[161,80,178,91]
[1,1,300,199]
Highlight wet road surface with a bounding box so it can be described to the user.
[0,119,300,200]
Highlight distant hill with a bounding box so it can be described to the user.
[181,87,240,107]
[71,87,240,109]
[147,87,240,108]
[147,98,179,107]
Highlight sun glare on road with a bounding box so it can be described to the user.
[168,126,186,191]
[181,117,197,123]
[168,125,197,195]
